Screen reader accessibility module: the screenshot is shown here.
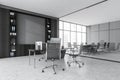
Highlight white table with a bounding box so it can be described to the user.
[28,49,36,68]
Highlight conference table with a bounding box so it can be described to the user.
[82,44,97,53]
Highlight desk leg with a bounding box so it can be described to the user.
[29,50,31,65]
[34,51,36,68]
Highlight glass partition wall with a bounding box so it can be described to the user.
[59,21,86,48]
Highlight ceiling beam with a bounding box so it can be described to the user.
[60,0,108,18]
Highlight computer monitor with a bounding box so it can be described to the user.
[35,41,42,50]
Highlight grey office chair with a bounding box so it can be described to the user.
[116,43,120,51]
[42,38,65,74]
[67,44,84,68]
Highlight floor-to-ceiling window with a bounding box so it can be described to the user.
[59,21,86,48]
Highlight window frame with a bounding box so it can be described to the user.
[59,21,87,47]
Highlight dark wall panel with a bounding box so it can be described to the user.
[51,19,58,38]
[0,8,9,58]
[0,9,2,57]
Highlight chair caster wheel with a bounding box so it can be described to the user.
[62,68,65,71]
[54,72,56,74]
[45,60,47,62]
[68,64,70,67]
[67,62,69,64]
[82,63,84,65]
[67,62,70,67]
[42,70,44,73]
[79,66,81,68]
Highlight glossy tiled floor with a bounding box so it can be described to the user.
[0,54,120,80]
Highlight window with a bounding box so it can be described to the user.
[59,21,87,48]
[71,24,76,31]
[77,32,82,45]
[82,26,86,32]
[64,22,70,30]
[77,25,82,32]
[71,32,76,44]
[59,30,63,46]
[59,21,63,29]
[64,31,70,43]
[82,33,86,44]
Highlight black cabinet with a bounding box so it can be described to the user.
[9,11,17,57]
[45,18,58,42]
[45,18,51,42]
[17,44,35,56]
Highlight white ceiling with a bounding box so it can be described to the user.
[60,0,120,26]
[0,0,120,26]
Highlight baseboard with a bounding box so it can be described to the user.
[80,55,120,63]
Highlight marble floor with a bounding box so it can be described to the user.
[0,54,120,80]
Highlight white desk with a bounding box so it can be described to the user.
[28,49,36,68]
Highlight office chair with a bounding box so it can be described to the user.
[109,42,115,51]
[97,40,105,52]
[68,42,72,48]
[73,42,78,52]
[67,44,84,68]
[116,43,120,51]
[67,42,73,53]
[73,42,77,48]
[42,38,65,74]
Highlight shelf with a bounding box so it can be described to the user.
[9,11,17,57]
[45,18,52,42]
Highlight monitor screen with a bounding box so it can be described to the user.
[35,41,42,50]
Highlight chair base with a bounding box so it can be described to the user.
[42,64,58,74]
[39,57,44,61]
[39,54,45,61]
[67,60,84,68]
[42,59,65,74]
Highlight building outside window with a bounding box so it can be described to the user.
[59,21,86,48]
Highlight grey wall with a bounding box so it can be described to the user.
[17,13,45,44]
[87,20,120,48]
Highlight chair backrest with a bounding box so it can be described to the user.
[117,43,120,50]
[50,38,61,43]
[46,43,61,60]
[73,43,83,55]
[73,42,77,49]
[99,40,104,49]
[67,42,71,48]
[78,43,83,55]
[35,41,42,50]
[109,42,115,50]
